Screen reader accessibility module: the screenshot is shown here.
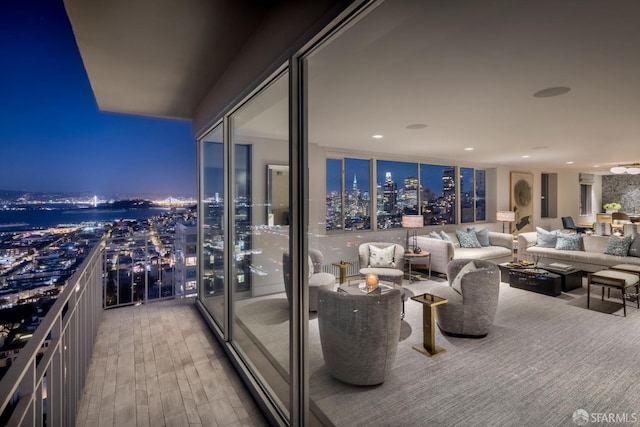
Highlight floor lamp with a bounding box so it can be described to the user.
[496,211,516,233]
[402,215,424,253]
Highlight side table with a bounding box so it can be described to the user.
[411,293,448,357]
[332,261,353,284]
[404,252,431,282]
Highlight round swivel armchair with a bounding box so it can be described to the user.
[429,259,500,338]
[317,287,402,385]
[282,249,335,312]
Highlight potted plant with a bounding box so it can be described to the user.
[603,202,622,213]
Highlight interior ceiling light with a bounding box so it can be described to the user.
[522,155,530,158]
[566,161,574,164]
[533,86,571,98]
[372,134,383,139]
[464,147,474,151]
[406,124,427,129]
[611,163,640,174]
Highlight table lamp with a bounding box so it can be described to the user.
[496,211,516,233]
[402,214,424,253]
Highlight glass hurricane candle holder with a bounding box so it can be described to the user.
[365,273,379,292]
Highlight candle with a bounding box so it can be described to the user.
[365,273,378,291]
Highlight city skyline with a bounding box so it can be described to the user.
[0,0,196,197]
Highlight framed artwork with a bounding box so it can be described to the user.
[510,171,534,234]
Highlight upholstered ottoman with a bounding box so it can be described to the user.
[587,269,640,317]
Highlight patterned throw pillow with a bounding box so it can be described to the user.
[368,245,396,268]
[440,230,453,242]
[628,236,640,257]
[555,233,583,251]
[603,235,633,256]
[429,231,442,239]
[451,261,477,294]
[536,227,558,248]
[455,229,482,248]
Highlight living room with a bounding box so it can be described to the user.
[196,1,640,425]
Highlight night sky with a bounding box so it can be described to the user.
[0,0,195,196]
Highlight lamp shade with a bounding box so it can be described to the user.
[402,215,423,228]
[496,211,516,222]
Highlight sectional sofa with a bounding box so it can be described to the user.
[415,230,514,275]
[517,231,640,273]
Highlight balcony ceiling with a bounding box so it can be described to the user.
[63,0,278,119]
[66,0,640,172]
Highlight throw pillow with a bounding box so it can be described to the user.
[555,233,583,251]
[536,227,558,248]
[467,227,490,247]
[456,229,482,248]
[368,244,396,268]
[428,231,442,239]
[628,236,640,257]
[603,235,633,256]
[308,255,314,279]
[451,261,477,294]
[440,230,453,242]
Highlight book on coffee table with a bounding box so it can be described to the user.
[548,262,572,271]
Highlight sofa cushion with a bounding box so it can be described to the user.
[628,236,640,258]
[368,244,396,268]
[308,256,314,279]
[451,261,477,294]
[603,235,633,256]
[440,230,453,242]
[555,233,583,251]
[536,227,559,248]
[583,235,610,254]
[429,231,442,239]
[468,227,490,247]
[456,229,482,248]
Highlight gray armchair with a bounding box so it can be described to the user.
[358,242,405,286]
[429,259,500,338]
[283,249,335,311]
[317,287,402,385]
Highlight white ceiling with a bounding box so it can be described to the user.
[66,0,640,173]
[242,0,640,173]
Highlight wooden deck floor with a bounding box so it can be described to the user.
[76,299,267,427]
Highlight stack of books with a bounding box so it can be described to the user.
[548,262,572,271]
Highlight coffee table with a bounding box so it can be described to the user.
[537,263,583,292]
[499,264,562,296]
[411,293,448,357]
[344,279,407,318]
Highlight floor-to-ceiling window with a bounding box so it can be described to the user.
[229,71,291,416]
[200,124,225,327]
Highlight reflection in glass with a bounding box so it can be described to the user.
[230,72,291,415]
[200,125,225,327]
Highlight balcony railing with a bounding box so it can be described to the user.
[0,240,103,426]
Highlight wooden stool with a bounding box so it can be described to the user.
[587,270,640,316]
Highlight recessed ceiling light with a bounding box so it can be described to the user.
[594,165,600,167]
[522,155,530,158]
[464,147,474,151]
[533,86,571,98]
[372,134,383,139]
[406,124,427,129]
[566,161,574,164]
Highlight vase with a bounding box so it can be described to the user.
[605,209,618,214]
